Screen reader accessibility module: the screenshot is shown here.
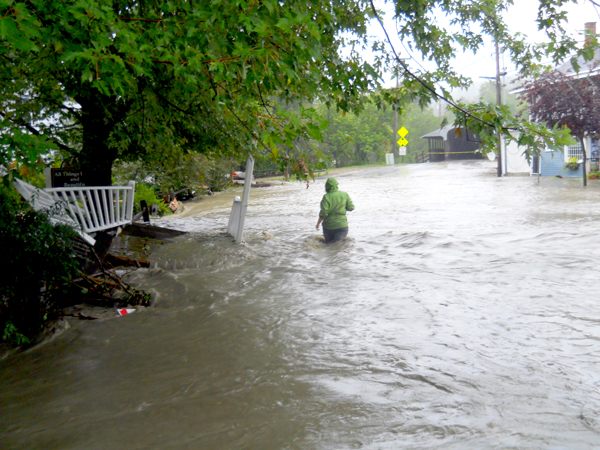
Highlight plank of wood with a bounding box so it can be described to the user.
[120,223,187,240]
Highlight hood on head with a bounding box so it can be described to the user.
[325,177,338,193]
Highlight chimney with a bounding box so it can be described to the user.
[585,22,596,46]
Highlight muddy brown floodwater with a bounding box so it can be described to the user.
[2,160,600,449]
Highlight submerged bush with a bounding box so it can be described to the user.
[0,185,79,344]
[134,183,171,216]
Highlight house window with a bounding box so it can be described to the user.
[592,138,599,156]
[567,143,583,160]
[531,156,540,174]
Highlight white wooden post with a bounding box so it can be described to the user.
[227,196,242,236]
[126,181,136,224]
[227,155,254,244]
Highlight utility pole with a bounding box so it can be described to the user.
[482,40,504,177]
[393,60,408,163]
[495,38,502,177]
[394,66,398,162]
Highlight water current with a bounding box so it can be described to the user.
[2,161,600,449]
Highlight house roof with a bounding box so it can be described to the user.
[555,47,600,79]
[511,26,600,94]
[420,124,457,140]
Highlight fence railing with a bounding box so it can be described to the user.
[45,181,136,234]
[415,151,430,164]
[13,179,136,246]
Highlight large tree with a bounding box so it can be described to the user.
[0,0,587,184]
[2,0,378,184]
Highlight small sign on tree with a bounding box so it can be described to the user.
[50,168,86,188]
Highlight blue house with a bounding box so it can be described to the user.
[505,22,600,177]
[504,137,592,178]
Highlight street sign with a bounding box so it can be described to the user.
[399,147,407,156]
[397,127,409,148]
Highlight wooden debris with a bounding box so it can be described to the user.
[119,223,187,240]
[252,181,272,188]
[104,254,150,268]
[63,312,100,320]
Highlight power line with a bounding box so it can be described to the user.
[368,0,497,129]
[394,15,428,75]
[590,0,600,20]
[456,53,494,74]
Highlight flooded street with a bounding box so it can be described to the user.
[2,160,600,449]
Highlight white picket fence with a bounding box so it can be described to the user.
[46,182,136,233]
[13,179,136,246]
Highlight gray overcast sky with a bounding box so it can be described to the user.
[371,0,600,94]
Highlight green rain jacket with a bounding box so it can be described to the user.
[319,178,354,230]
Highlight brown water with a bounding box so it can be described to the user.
[2,161,600,449]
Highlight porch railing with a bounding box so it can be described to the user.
[46,182,136,235]
[13,179,136,246]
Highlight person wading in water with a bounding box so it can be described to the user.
[316,177,354,244]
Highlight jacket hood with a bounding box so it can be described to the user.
[325,177,339,193]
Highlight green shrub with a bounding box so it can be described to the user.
[0,184,79,344]
[134,184,171,216]
[113,154,238,195]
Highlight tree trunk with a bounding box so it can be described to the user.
[76,91,125,186]
[581,138,588,187]
[79,138,116,187]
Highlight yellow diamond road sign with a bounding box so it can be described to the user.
[398,127,408,138]
[397,137,409,147]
